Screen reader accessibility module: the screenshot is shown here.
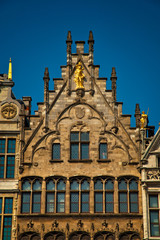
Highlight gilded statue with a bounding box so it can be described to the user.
[140,111,148,129]
[74,62,85,89]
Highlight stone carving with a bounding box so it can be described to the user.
[27,219,34,230]
[102,220,108,229]
[126,220,133,230]
[75,107,85,119]
[52,220,59,230]
[77,219,83,230]
[1,103,17,119]
[147,169,160,180]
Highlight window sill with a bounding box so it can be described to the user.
[49,159,63,163]
[97,159,111,163]
[68,159,92,163]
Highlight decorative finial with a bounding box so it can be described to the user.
[66,31,72,43]
[88,31,94,43]
[74,62,85,89]
[8,58,12,80]
[43,67,49,79]
[111,67,117,78]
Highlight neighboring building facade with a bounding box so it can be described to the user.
[0,32,155,240]
[141,127,160,240]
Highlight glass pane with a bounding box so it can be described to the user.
[0,139,5,153]
[99,143,107,159]
[3,216,12,240]
[33,180,41,190]
[119,202,128,213]
[150,211,159,223]
[71,143,79,160]
[81,192,89,213]
[22,193,30,213]
[52,143,60,160]
[129,180,138,190]
[95,192,103,212]
[119,192,127,202]
[119,179,127,190]
[106,202,114,213]
[0,198,2,213]
[57,193,65,212]
[32,193,41,213]
[106,192,113,202]
[150,211,160,236]
[46,180,55,190]
[106,193,114,213]
[119,193,127,213]
[4,198,13,214]
[71,132,79,141]
[81,132,89,141]
[82,192,89,202]
[81,203,89,213]
[70,180,79,190]
[22,180,31,190]
[57,179,66,190]
[105,179,114,190]
[7,139,16,153]
[130,191,138,212]
[149,195,158,208]
[81,143,89,160]
[81,180,90,190]
[150,224,160,236]
[6,156,15,178]
[130,203,138,213]
[94,180,103,190]
[46,193,54,213]
[71,192,79,212]
[0,156,4,178]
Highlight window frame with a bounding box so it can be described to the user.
[99,142,108,160]
[52,143,61,161]
[149,193,160,237]
[0,138,16,179]
[70,132,90,161]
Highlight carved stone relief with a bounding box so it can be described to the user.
[1,103,17,119]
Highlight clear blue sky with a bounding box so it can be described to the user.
[0,0,160,130]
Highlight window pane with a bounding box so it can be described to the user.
[22,193,30,213]
[70,180,79,190]
[81,143,89,160]
[150,225,160,237]
[81,132,89,141]
[33,180,41,190]
[0,139,5,153]
[150,211,160,236]
[95,192,103,212]
[149,195,158,208]
[105,192,113,213]
[57,180,66,190]
[94,180,103,190]
[99,143,107,159]
[0,156,4,178]
[6,156,15,178]
[150,210,159,223]
[46,180,55,190]
[119,193,127,213]
[71,192,79,212]
[129,180,138,190]
[71,143,79,160]
[22,180,31,190]
[46,193,54,213]
[57,193,65,213]
[81,192,89,212]
[4,198,13,214]
[52,143,60,160]
[3,216,12,240]
[81,180,90,190]
[105,180,114,190]
[71,132,79,141]
[119,180,127,190]
[7,139,16,153]
[0,198,2,213]
[32,193,41,213]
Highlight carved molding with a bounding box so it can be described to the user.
[147,169,160,180]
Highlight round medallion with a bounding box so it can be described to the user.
[1,103,17,119]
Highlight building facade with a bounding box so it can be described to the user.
[0,32,154,240]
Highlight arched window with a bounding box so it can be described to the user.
[70,178,90,213]
[70,132,89,160]
[118,178,138,213]
[21,178,42,213]
[46,178,66,213]
[99,142,107,160]
[94,177,114,213]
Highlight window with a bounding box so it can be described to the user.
[149,194,160,236]
[0,197,13,240]
[70,178,90,213]
[52,143,60,160]
[99,143,107,160]
[46,178,66,213]
[0,139,16,179]
[94,178,114,213]
[70,132,89,160]
[118,178,138,213]
[21,178,42,213]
